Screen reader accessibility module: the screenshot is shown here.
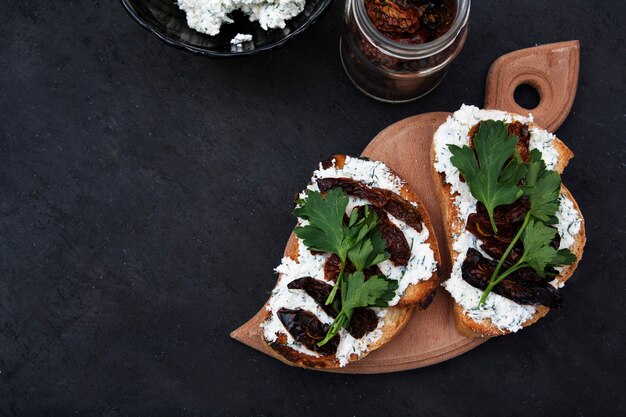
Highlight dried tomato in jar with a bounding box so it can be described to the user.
[365,0,456,44]
[340,0,469,102]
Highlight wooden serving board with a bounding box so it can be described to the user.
[231,41,580,373]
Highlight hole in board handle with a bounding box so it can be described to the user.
[514,83,541,110]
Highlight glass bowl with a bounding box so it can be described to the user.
[120,0,333,57]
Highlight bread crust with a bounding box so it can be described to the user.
[430,115,586,338]
[262,154,440,368]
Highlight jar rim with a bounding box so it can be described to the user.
[353,0,471,59]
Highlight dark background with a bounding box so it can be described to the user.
[1,0,625,415]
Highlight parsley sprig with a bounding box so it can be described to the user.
[317,272,398,347]
[476,149,575,306]
[293,188,397,347]
[294,188,389,305]
[478,219,577,305]
[448,120,526,233]
[447,121,576,306]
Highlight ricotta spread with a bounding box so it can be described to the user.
[555,194,582,250]
[434,105,582,332]
[230,33,253,47]
[177,0,306,36]
[262,156,437,366]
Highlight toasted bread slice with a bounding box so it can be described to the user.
[261,154,441,368]
[430,106,586,338]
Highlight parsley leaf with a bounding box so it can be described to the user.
[521,219,576,277]
[342,271,398,309]
[553,247,577,266]
[524,149,562,224]
[448,120,525,232]
[293,189,389,306]
[318,272,398,346]
[347,207,389,272]
[293,188,349,258]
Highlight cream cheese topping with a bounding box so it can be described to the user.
[555,194,582,249]
[434,105,582,332]
[301,155,404,197]
[334,308,386,365]
[177,0,305,36]
[230,33,253,47]
[379,213,437,305]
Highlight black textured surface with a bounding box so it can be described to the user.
[1,1,625,415]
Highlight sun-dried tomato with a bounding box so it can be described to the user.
[461,248,562,308]
[364,0,456,44]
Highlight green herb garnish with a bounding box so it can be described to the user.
[448,120,526,233]
[347,223,389,272]
[476,149,574,305]
[478,219,576,303]
[294,188,389,305]
[317,272,398,347]
[523,149,561,224]
[294,188,348,257]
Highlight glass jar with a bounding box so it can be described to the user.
[340,0,470,103]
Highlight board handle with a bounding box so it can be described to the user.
[484,40,580,132]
